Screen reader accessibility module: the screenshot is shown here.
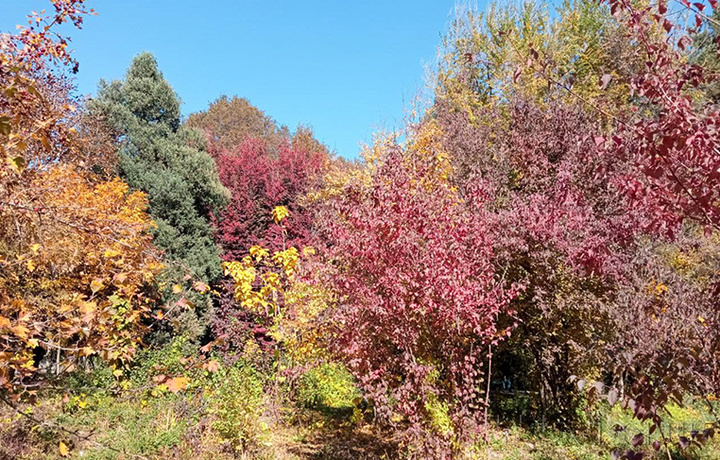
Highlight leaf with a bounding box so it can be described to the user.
[271,205,290,224]
[600,74,612,90]
[166,376,189,393]
[11,324,30,339]
[175,297,192,310]
[513,65,522,83]
[205,360,220,373]
[607,388,619,406]
[90,278,104,294]
[679,436,690,450]
[172,284,183,294]
[8,155,25,173]
[193,281,209,294]
[0,116,11,135]
[59,441,69,457]
[653,440,661,451]
[632,432,645,447]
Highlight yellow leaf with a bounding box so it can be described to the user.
[0,316,10,328]
[58,441,69,457]
[103,248,121,258]
[30,243,41,254]
[79,301,96,315]
[26,259,36,272]
[172,284,183,294]
[249,245,269,261]
[271,205,289,224]
[90,279,104,294]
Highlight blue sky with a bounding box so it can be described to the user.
[0,0,469,158]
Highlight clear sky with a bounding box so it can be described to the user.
[0,0,471,158]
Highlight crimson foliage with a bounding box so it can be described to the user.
[208,136,327,359]
[436,97,642,424]
[316,142,514,454]
[602,0,720,236]
[211,138,327,260]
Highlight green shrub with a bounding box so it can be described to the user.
[65,358,116,392]
[130,336,199,387]
[206,360,265,451]
[295,362,360,411]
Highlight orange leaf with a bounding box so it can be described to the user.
[166,376,189,393]
[205,360,220,373]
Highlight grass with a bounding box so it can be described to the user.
[2,351,719,459]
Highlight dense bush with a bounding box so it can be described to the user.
[295,363,360,411]
[205,361,265,451]
[315,128,515,455]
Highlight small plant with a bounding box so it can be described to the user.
[295,362,360,412]
[206,360,265,451]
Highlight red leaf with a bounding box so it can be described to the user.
[513,65,522,83]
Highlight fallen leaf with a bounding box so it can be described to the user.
[59,441,69,457]
[166,376,189,393]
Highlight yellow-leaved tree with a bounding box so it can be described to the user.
[0,165,163,391]
[223,206,333,364]
[0,1,163,394]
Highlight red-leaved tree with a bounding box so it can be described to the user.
[602,0,720,236]
[211,137,327,259]
[315,133,515,456]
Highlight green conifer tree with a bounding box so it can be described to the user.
[90,52,229,338]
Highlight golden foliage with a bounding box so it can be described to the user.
[0,165,162,391]
[224,209,333,363]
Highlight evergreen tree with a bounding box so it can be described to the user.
[90,52,229,337]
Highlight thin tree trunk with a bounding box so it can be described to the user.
[485,343,493,426]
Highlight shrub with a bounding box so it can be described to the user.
[206,361,265,451]
[295,363,360,412]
